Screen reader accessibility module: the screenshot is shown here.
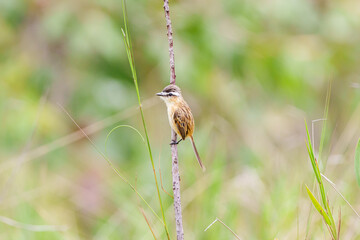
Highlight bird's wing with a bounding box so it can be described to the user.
[173,109,188,140]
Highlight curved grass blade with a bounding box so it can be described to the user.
[105,125,145,156]
[58,104,164,226]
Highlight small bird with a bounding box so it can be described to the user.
[156,84,205,171]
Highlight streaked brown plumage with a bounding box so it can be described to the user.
[156,84,205,171]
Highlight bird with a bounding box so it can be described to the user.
[156,84,205,171]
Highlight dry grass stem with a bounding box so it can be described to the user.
[311,118,327,155]
[0,215,68,232]
[135,177,157,240]
[337,208,341,239]
[1,98,157,173]
[321,173,360,219]
[204,217,241,240]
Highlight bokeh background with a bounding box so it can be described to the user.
[1,0,360,239]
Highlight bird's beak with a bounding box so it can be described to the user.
[156,92,165,96]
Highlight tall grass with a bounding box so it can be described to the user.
[121,0,170,238]
[61,2,171,238]
[304,84,339,240]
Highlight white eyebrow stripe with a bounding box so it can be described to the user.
[169,92,180,96]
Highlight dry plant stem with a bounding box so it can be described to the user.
[204,218,241,240]
[138,206,157,239]
[163,0,184,239]
[1,98,157,173]
[164,0,176,85]
[321,173,360,219]
[135,177,157,240]
[0,215,68,232]
[171,131,184,240]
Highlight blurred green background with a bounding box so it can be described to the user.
[1,0,360,239]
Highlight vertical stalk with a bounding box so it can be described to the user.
[163,0,184,239]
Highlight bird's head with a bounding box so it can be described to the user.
[156,84,182,105]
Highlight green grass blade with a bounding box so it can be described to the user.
[305,120,321,183]
[121,1,170,238]
[305,185,331,226]
[355,138,360,186]
[305,120,338,239]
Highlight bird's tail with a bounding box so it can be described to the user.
[190,136,206,172]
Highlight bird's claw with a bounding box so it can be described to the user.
[169,139,182,145]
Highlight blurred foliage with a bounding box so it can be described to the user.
[1,0,360,239]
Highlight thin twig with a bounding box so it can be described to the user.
[0,215,68,232]
[204,217,241,240]
[163,0,184,239]
[311,118,327,156]
[321,173,360,219]
[164,0,176,85]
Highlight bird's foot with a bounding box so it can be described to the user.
[169,139,182,145]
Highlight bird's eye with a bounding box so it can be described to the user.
[168,93,173,96]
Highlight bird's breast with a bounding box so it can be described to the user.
[167,105,178,133]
